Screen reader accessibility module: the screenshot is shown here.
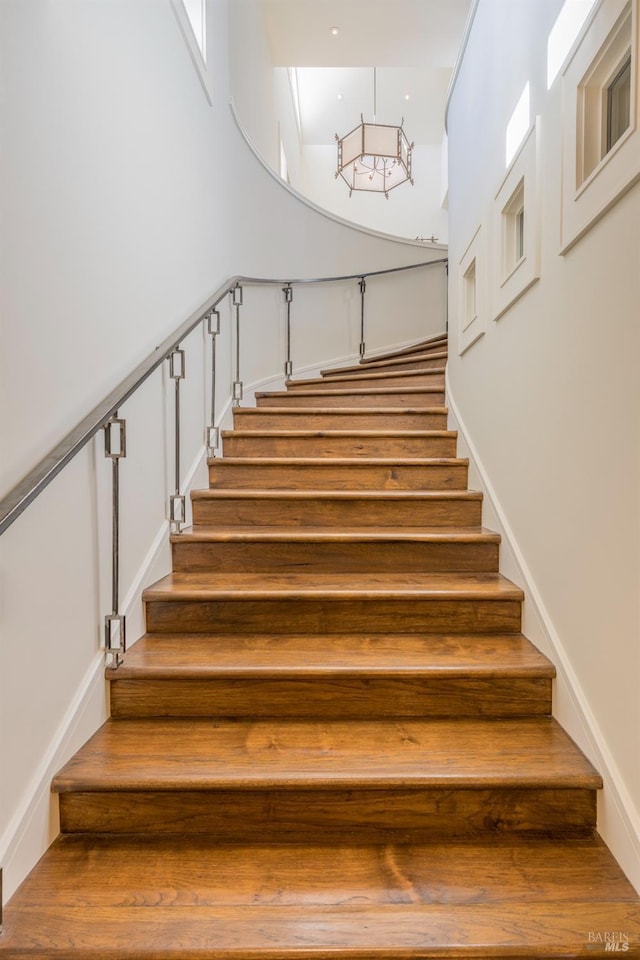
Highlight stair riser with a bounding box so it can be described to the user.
[322,354,448,375]
[59,787,596,840]
[256,391,446,408]
[171,539,500,574]
[232,411,449,430]
[192,498,482,527]
[208,462,469,490]
[222,435,458,458]
[287,372,445,391]
[110,677,552,719]
[144,598,521,635]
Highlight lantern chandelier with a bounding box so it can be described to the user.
[335,68,414,199]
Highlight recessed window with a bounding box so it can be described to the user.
[502,178,526,280]
[607,53,632,150]
[560,0,639,249]
[547,0,598,89]
[506,83,530,167]
[577,5,632,186]
[463,259,477,331]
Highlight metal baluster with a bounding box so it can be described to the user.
[445,261,449,334]
[359,277,366,358]
[232,284,243,406]
[206,310,220,457]
[104,413,126,667]
[283,283,293,378]
[169,347,186,533]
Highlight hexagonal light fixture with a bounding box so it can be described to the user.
[335,69,414,199]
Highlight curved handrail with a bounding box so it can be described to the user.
[0,259,447,536]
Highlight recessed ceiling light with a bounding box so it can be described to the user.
[337,93,343,100]
[330,26,339,36]
[404,94,411,101]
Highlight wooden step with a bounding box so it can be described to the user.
[321,351,448,376]
[4,836,638,958]
[221,429,457,459]
[256,386,446,407]
[171,526,501,574]
[286,368,445,391]
[208,457,469,490]
[142,571,522,634]
[53,717,600,839]
[232,407,449,430]
[109,632,553,719]
[191,489,483,528]
[361,333,448,363]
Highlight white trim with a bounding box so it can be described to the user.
[229,99,448,254]
[445,0,482,133]
[169,0,213,104]
[458,224,486,355]
[446,367,640,893]
[0,651,108,901]
[492,121,542,321]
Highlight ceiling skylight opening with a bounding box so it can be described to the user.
[506,82,531,167]
[547,0,598,88]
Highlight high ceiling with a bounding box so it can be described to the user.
[261,0,472,147]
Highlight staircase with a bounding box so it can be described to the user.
[3,332,640,957]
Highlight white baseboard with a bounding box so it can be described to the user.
[446,368,640,893]
[0,651,107,901]
[0,442,209,903]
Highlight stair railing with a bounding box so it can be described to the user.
[0,258,447,667]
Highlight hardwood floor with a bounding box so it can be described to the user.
[2,332,639,957]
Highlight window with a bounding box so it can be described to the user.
[577,6,632,185]
[463,259,477,331]
[547,0,598,88]
[607,53,632,150]
[502,179,526,278]
[560,0,638,250]
[506,83,531,167]
[492,124,540,321]
[458,225,485,355]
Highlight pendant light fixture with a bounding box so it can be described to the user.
[335,68,414,199]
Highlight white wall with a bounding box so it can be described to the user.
[0,0,447,903]
[447,0,640,887]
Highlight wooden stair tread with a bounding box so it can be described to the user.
[5,835,638,958]
[192,489,481,501]
[234,406,449,415]
[143,571,523,601]
[321,351,448,376]
[109,633,554,678]
[255,386,444,397]
[222,429,457,438]
[172,525,499,543]
[208,456,468,466]
[7,835,635,908]
[361,335,448,363]
[52,717,600,792]
[287,368,446,387]
[6,901,639,958]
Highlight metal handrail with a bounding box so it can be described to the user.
[0,258,447,536]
